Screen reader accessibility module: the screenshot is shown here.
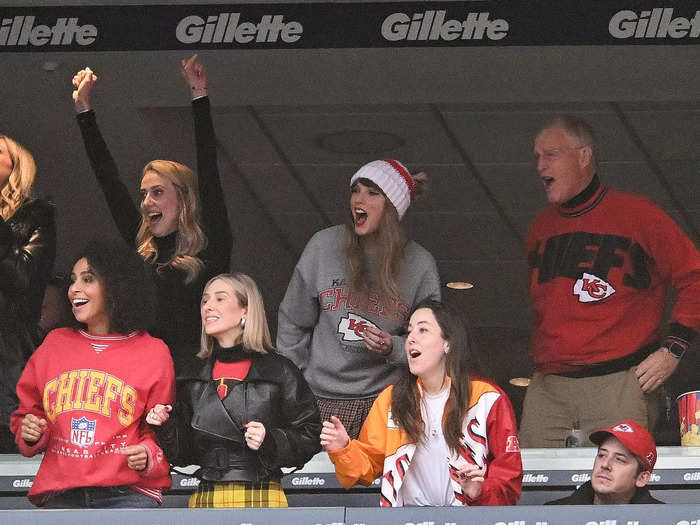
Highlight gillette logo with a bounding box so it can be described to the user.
[381,10,508,42]
[0,16,97,46]
[179,477,200,487]
[609,8,700,39]
[291,476,325,486]
[522,473,549,483]
[12,478,33,488]
[176,13,302,44]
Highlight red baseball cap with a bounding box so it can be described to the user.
[589,420,657,472]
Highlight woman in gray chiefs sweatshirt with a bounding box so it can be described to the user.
[277,159,440,439]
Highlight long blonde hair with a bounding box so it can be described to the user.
[198,273,275,358]
[136,160,206,283]
[0,135,36,220]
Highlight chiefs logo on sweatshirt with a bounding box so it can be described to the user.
[573,272,616,302]
[43,369,137,426]
[338,313,379,342]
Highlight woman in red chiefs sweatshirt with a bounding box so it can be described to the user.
[10,240,174,508]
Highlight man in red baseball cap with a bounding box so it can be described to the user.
[548,420,663,504]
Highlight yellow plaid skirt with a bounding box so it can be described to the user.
[188,480,288,508]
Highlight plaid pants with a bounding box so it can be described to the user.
[317,395,378,439]
[189,480,287,508]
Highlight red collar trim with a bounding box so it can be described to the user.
[78,330,139,341]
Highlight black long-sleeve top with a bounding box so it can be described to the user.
[76,97,232,374]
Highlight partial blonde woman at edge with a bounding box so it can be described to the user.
[0,134,55,453]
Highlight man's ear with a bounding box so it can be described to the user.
[578,145,593,169]
[635,470,651,488]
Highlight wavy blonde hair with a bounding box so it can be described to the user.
[198,273,275,359]
[136,160,206,283]
[0,135,36,220]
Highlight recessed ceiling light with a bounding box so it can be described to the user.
[509,377,531,387]
[446,281,474,290]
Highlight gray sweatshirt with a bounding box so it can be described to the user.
[277,225,441,399]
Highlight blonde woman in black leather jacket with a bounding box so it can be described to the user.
[147,273,321,508]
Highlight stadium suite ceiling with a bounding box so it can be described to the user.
[2,0,699,395]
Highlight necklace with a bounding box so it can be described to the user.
[422,388,449,439]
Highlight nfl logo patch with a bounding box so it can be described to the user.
[71,416,96,447]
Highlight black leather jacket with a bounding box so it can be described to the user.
[0,198,56,430]
[156,345,321,483]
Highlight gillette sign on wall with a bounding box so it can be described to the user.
[0,2,699,52]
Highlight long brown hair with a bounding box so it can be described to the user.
[0,135,35,221]
[344,173,427,299]
[136,160,206,283]
[390,300,472,453]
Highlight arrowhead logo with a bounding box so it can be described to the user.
[612,423,633,432]
[338,313,379,342]
[573,272,616,303]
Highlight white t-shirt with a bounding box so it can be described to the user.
[397,387,455,506]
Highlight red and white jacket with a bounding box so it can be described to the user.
[328,377,522,506]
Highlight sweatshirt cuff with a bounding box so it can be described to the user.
[664,322,697,354]
[17,430,49,457]
[327,440,353,464]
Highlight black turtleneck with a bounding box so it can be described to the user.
[562,174,600,209]
[153,232,177,265]
[213,342,249,363]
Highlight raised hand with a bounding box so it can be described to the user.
[121,444,148,471]
[20,413,47,444]
[320,415,350,452]
[181,54,207,99]
[362,326,393,356]
[72,67,98,113]
[145,404,172,426]
[635,347,680,393]
[456,463,486,500]
[244,421,266,451]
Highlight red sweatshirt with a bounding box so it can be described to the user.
[527,181,700,373]
[10,328,175,505]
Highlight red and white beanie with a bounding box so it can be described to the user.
[350,159,414,220]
